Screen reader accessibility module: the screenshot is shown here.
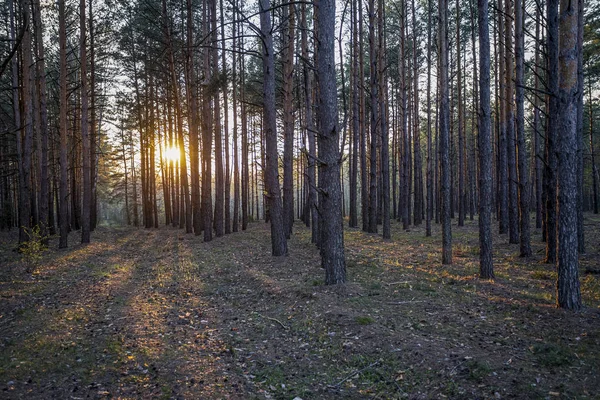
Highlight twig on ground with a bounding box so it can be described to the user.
[387,300,426,305]
[385,281,411,286]
[254,312,290,330]
[328,361,380,389]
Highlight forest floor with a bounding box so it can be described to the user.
[0,215,599,400]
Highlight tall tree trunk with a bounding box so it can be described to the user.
[202,0,214,240]
[425,0,433,237]
[359,0,368,232]
[213,0,224,237]
[505,0,518,244]
[32,0,49,240]
[497,0,508,235]
[576,0,584,253]
[439,0,452,264]
[590,79,599,214]
[301,2,318,243]
[545,0,558,264]
[349,0,359,229]
[184,0,201,235]
[412,0,422,227]
[316,0,346,284]
[260,0,287,256]
[218,0,230,235]
[368,0,379,234]
[89,0,97,231]
[232,5,240,232]
[456,0,465,228]
[282,1,295,238]
[534,4,543,229]
[556,0,581,310]
[515,0,531,256]
[80,0,91,244]
[479,0,494,278]
[14,0,31,244]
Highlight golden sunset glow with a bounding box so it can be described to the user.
[163,146,180,163]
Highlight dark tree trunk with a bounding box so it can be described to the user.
[505,0,518,245]
[515,0,531,256]
[349,0,359,229]
[202,0,213,240]
[456,0,465,228]
[576,0,584,253]
[545,0,558,264]
[32,0,49,240]
[316,0,346,284]
[425,0,433,237]
[556,0,582,310]
[412,0,422,227]
[368,0,379,234]
[16,0,32,244]
[478,0,494,278]
[80,0,91,244]
[282,1,295,238]
[184,0,201,236]
[260,0,287,256]
[497,0,508,235]
[590,79,599,214]
[439,0,452,264]
[301,2,318,243]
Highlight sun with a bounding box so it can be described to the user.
[163,147,180,162]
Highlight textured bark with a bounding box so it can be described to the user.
[184,0,201,236]
[456,0,465,228]
[590,79,599,214]
[212,0,224,238]
[221,0,231,235]
[534,5,543,229]
[425,0,433,237]
[505,0,518,245]
[32,0,49,240]
[497,0,508,235]
[380,0,390,239]
[439,0,452,264]
[368,0,378,234]
[260,0,287,256]
[515,0,531,256]
[349,0,359,229]
[282,1,295,238]
[545,0,558,264]
[316,0,346,284]
[359,0,368,232]
[556,0,581,310]
[232,6,240,232]
[88,0,97,231]
[478,0,494,278]
[300,3,318,243]
[202,0,213,240]
[576,0,584,253]
[15,0,32,244]
[400,0,409,230]
[80,0,91,244]
[412,0,422,227]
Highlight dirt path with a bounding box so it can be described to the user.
[1,219,599,399]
